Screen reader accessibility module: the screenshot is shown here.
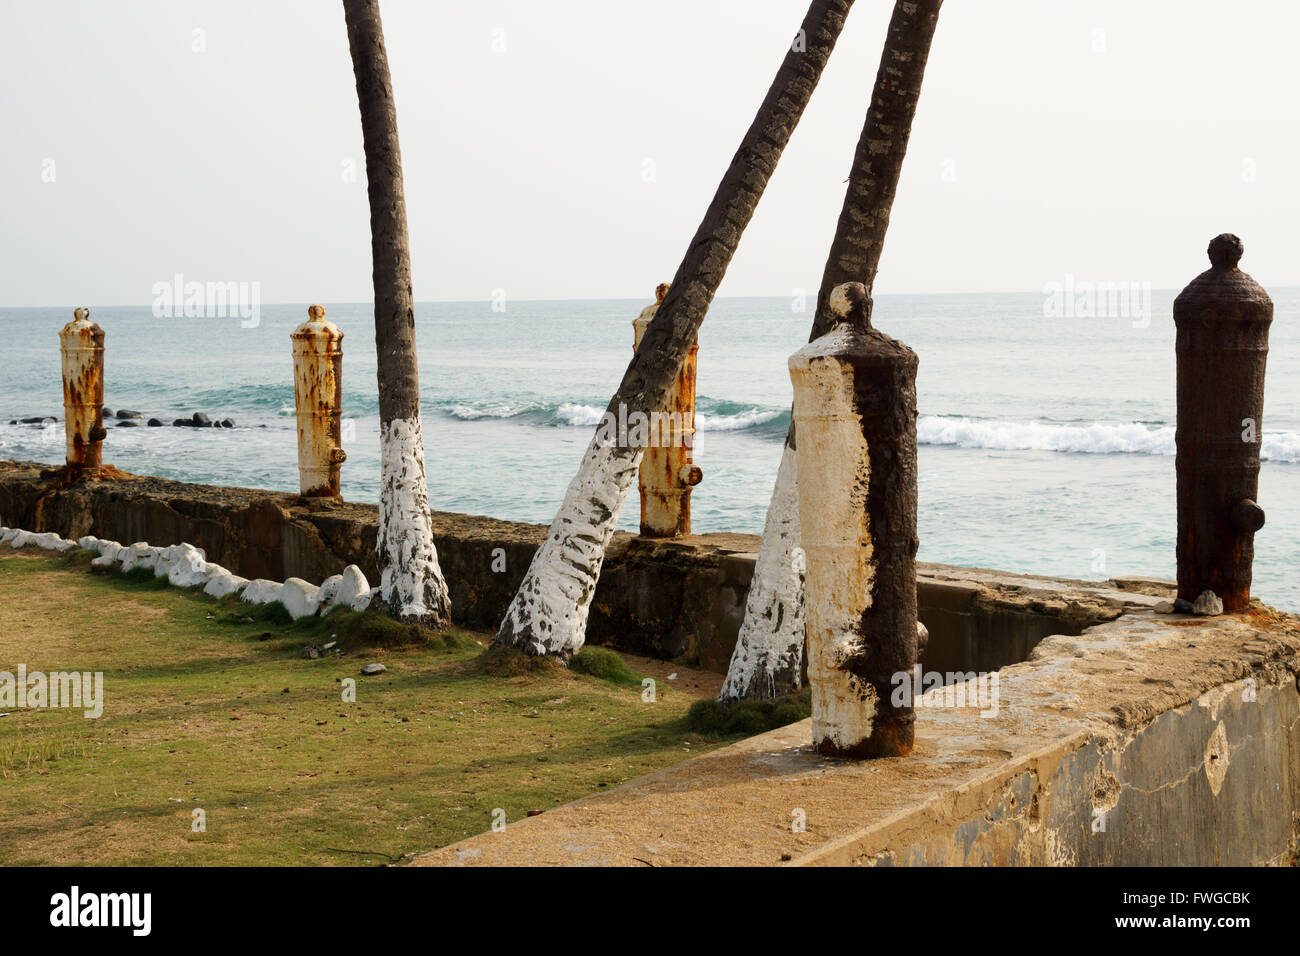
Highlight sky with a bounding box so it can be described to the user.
[2,0,1298,306]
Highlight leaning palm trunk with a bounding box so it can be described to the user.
[344,0,452,626]
[722,0,944,700]
[495,0,856,658]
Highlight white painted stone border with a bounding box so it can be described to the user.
[0,525,377,620]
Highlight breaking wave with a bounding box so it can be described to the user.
[429,399,1300,462]
[438,398,788,433]
[918,415,1300,462]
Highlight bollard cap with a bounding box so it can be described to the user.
[1174,234,1271,320]
[291,304,343,346]
[60,306,104,342]
[1207,233,1244,270]
[633,289,667,344]
[828,282,871,331]
[790,281,915,373]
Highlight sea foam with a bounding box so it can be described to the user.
[918,415,1300,462]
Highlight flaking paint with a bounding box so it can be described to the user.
[790,325,879,752]
[58,308,106,476]
[632,289,701,538]
[291,305,347,498]
[720,443,806,700]
[494,436,641,656]
[377,415,452,624]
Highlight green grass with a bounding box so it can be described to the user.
[0,550,748,866]
[570,646,646,687]
[684,688,811,736]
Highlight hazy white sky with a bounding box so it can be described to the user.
[3,0,1297,306]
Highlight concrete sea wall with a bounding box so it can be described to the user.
[4,459,1296,866]
[411,609,1300,867]
[0,459,1129,672]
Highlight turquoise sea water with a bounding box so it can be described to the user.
[2,292,1297,609]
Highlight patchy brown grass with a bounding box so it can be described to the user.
[0,551,731,866]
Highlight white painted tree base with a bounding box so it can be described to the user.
[377,416,452,625]
[720,443,806,700]
[495,436,641,657]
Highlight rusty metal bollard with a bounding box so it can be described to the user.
[59,307,107,477]
[790,282,919,758]
[632,283,703,537]
[291,304,346,498]
[1174,234,1272,611]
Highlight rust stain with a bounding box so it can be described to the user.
[291,304,346,499]
[793,281,920,761]
[1174,235,1272,613]
[58,307,106,480]
[633,284,701,538]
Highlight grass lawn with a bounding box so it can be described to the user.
[0,549,737,866]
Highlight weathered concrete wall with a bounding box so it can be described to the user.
[800,614,1300,867]
[0,460,558,634]
[411,607,1300,867]
[8,460,1287,865]
[0,460,1151,673]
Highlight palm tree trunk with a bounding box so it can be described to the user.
[723,0,943,700]
[495,0,856,658]
[344,0,452,627]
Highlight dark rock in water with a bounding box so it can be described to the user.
[117,420,140,428]
[7,420,15,425]
[102,408,114,418]
[116,409,144,419]
[220,418,235,428]
[173,415,218,429]
[20,416,55,424]
[147,418,163,427]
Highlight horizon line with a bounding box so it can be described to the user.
[6,284,1298,311]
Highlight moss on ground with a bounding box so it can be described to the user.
[570,646,646,687]
[685,688,812,736]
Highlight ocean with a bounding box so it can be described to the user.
[2,292,1297,610]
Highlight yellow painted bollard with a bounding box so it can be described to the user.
[632,283,703,538]
[291,304,346,498]
[58,307,107,477]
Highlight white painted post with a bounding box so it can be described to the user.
[789,282,919,758]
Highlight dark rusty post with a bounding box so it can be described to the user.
[1174,234,1272,612]
[59,307,107,478]
[790,281,919,758]
[291,304,346,498]
[632,283,703,537]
